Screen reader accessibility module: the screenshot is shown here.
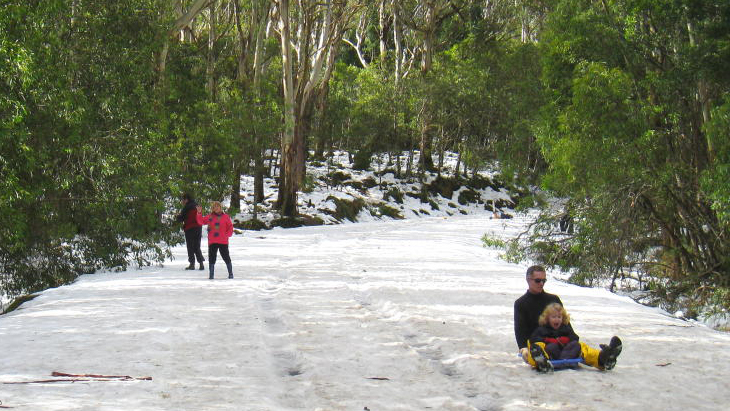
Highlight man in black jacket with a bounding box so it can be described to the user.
[176,193,204,270]
[514,265,622,372]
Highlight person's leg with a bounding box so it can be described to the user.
[524,341,544,366]
[528,341,553,373]
[219,244,233,278]
[208,244,219,279]
[580,342,601,368]
[560,341,582,359]
[184,229,195,268]
[192,227,204,268]
[544,343,561,360]
[598,336,622,370]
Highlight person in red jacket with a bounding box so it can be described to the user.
[196,201,234,279]
[176,193,204,270]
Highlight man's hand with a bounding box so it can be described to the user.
[520,347,529,362]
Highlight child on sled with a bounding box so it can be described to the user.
[529,303,582,369]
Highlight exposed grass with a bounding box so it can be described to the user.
[2,294,39,315]
[324,196,366,222]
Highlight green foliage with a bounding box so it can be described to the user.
[457,189,480,205]
[376,204,404,220]
[324,196,366,222]
[702,95,730,226]
[4,0,727,322]
[238,218,268,231]
[0,1,177,298]
[383,187,404,204]
[161,24,283,204]
[301,173,317,193]
[311,62,358,156]
[353,149,373,171]
[506,0,730,318]
[481,234,506,249]
[426,176,461,199]
[356,67,413,151]
[1,294,39,315]
[327,170,352,186]
[538,61,646,195]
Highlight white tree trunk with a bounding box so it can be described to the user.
[275,0,356,215]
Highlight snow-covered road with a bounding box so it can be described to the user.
[1,214,728,410]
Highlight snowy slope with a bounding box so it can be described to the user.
[1,213,728,411]
[232,151,516,227]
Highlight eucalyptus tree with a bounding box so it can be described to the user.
[397,0,467,173]
[160,0,280,208]
[157,0,210,82]
[229,0,280,212]
[272,0,362,216]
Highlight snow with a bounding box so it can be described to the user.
[2,212,730,410]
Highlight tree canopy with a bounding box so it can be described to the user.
[1,0,728,319]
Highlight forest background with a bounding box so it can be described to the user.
[1,0,729,322]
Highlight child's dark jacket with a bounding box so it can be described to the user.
[530,324,580,346]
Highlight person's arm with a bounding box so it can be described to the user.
[177,204,190,222]
[514,300,530,350]
[196,205,208,225]
[566,324,580,342]
[529,327,546,344]
[225,215,233,237]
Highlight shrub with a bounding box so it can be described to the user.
[325,196,366,222]
[362,176,378,188]
[238,218,268,231]
[377,204,404,219]
[426,176,461,199]
[353,149,372,171]
[328,170,352,186]
[458,189,480,205]
[383,188,404,204]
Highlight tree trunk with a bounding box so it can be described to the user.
[521,3,529,43]
[278,0,298,216]
[419,116,435,172]
[378,0,388,65]
[313,85,330,160]
[437,127,444,177]
[254,152,265,204]
[418,7,436,173]
[275,0,350,216]
[251,0,271,214]
[157,0,210,78]
[393,0,403,88]
[269,148,279,179]
[206,1,217,101]
[406,146,414,177]
[230,161,242,211]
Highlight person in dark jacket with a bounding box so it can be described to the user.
[176,193,204,270]
[529,303,581,367]
[514,265,622,372]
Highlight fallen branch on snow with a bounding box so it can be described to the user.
[51,372,152,381]
[2,372,152,385]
